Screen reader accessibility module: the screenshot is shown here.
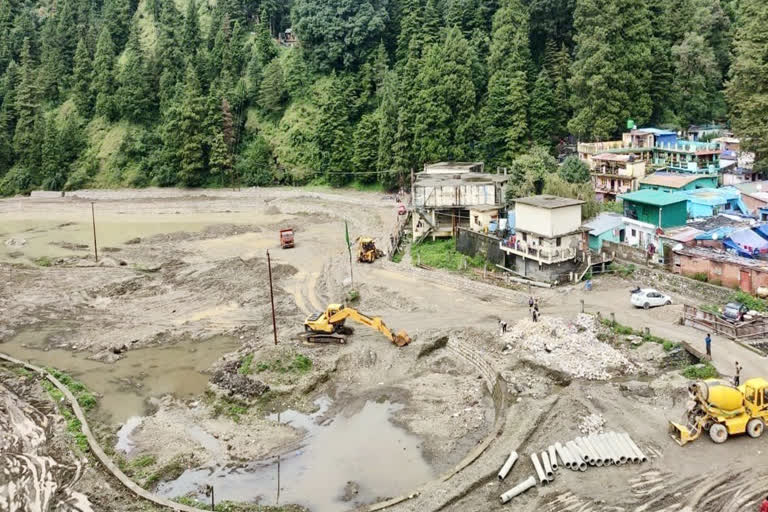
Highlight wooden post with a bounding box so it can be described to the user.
[267,250,278,345]
[580,299,584,313]
[91,202,98,262]
[610,312,616,325]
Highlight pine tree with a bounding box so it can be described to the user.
[413,27,477,162]
[103,0,133,50]
[569,0,653,140]
[481,0,531,164]
[92,27,117,120]
[209,130,233,184]
[529,68,557,146]
[182,0,201,56]
[672,32,723,127]
[422,0,442,47]
[177,65,207,186]
[396,0,423,63]
[352,111,380,183]
[40,115,59,190]
[13,39,41,170]
[376,71,400,186]
[316,73,353,186]
[559,155,589,183]
[258,60,286,115]
[255,8,277,66]
[72,37,93,116]
[118,28,156,123]
[726,0,768,169]
[38,18,63,102]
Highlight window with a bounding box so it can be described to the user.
[522,233,527,242]
[539,237,543,245]
[632,229,637,237]
[556,237,562,247]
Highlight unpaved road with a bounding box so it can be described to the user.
[2,187,768,512]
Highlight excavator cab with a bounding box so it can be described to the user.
[357,238,381,263]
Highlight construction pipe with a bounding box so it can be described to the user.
[610,432,633,463]
[500,475,537,504]
[565,440,587,471]
[600,434,622,465]
[612,433,639,463]
[572,437,591,465]
[592,435,616,465]
[547,445,558,472]
[555,442,573,470]
[540,451,554,481]
[583,436,604,467]
[621,432,648,463]
[498,451,519,480]
[531,453,548,485]
[582,436,601,466]
[575,437,595,466]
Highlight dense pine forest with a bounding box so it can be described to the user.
[0,0,765,195]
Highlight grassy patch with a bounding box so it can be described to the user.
[211,395,250,423]
[174,497,307,512]
[682,363,719,380]
[391,250,404,263]
[608,262,636,277]
[39,368,99,453]
[410,239,485,271]
[144,454,194,490]
[255,354,312,375]
[600,318,680,351]
[238,353,254,375]
[34,256,52,267]
[691,272,708,282]
[46,368,97,411]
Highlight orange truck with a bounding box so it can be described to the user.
[280,229,295,249]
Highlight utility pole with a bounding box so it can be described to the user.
[91,202,98,262]
[267,250,278,345]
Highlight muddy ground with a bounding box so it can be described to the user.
[2,187,768,512]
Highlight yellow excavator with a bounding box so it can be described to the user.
[669,378,768,445]
[302,304,411,347]
[357,238,383,263]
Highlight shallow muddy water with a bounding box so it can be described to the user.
[157,398,435,512]
[0,327,239,423]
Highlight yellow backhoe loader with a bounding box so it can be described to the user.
[669,378,768,445]
[357,238,383,263]
[301,304,411,347]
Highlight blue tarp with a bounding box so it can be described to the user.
[724,228,768,258]
[755,224,768,240]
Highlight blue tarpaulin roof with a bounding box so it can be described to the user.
[695,227,736,240]
[724,228,768,257]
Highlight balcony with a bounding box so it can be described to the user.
[499,240,577,264]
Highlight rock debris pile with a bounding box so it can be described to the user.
[503,314,634,380]
[210,361,269,398]
[578,413,606,435]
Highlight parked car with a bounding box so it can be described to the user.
[631,289,672,309]
[722,302,748,323]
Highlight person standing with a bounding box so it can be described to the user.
[528,296,534,309]
[735,361,743,386]
[705,333,712,358]
[760,495,768,512]
[532,303,540,323]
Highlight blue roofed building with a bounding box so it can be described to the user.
[582,213,626,251]
[680,188,750,218]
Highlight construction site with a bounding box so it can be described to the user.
[2,187,768,512]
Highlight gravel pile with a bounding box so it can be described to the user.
[578,413,606,435]
[504,314,634,380]
[210,361,270,398]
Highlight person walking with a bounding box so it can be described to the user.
[705,333,712,358]
[528,296,534,309]
[759,495,768,512]
[735,361,743,386]
[532,303,540,323]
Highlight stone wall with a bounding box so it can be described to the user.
[631,265,734,305]
[455,228,505,266]
[601,240,663,268]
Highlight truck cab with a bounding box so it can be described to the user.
[280,228,295,249]
[741,378,768,416]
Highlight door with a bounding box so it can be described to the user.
[740,269,752,293]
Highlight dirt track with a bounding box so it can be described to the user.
[2,187,768,511]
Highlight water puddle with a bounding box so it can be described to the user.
[157,398,435,512]
[0,328,240,424]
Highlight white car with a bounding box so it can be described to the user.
[631,289,672,309]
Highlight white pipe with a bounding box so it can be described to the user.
[594,434,617,465]
[610,432,633,463]
[585,435,605,465]
[583,436,604,467]
[498,451,519,480]
[531,452,548,485]
[566,440,587,471]
[500,475,537,504]
[608,432,627,464]
[575,437,594,465]
[600,434,622,465]
[548,445,558,471]
[555,442,573,470]
[621,432,648,463]
[540,451,554,481]
[613,433,639,463]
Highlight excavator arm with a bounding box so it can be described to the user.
[328,307,412,347]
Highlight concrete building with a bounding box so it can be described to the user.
[583,213,625,251]
[620,190,688,253]
[411,162,507,240]
[500,195,586,282]
[652,140,722,174]
[638,173,718,193]
[673,246,768,293]
[730,182,768,215]
[623,128,677,148]
[468,205,500,233]
[681,188,749,218]
[687,124,725,142]
[590,153,646,201]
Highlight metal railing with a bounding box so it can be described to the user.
[499,240,577,264]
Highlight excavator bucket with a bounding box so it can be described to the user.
[668,421,698,446]
[393,330,412,347]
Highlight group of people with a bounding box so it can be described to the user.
[529,296,540,322]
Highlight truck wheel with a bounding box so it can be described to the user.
[747,418,765,438]
[644,303,650,310]
[709,423,728,444]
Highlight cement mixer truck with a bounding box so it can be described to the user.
[670,378,768,445]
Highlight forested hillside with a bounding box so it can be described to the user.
[0,0,765,195]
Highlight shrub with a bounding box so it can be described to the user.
[682,363,719,379]
[238,354,254,375]
[691,272,708,282]
[728,291,768,312]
